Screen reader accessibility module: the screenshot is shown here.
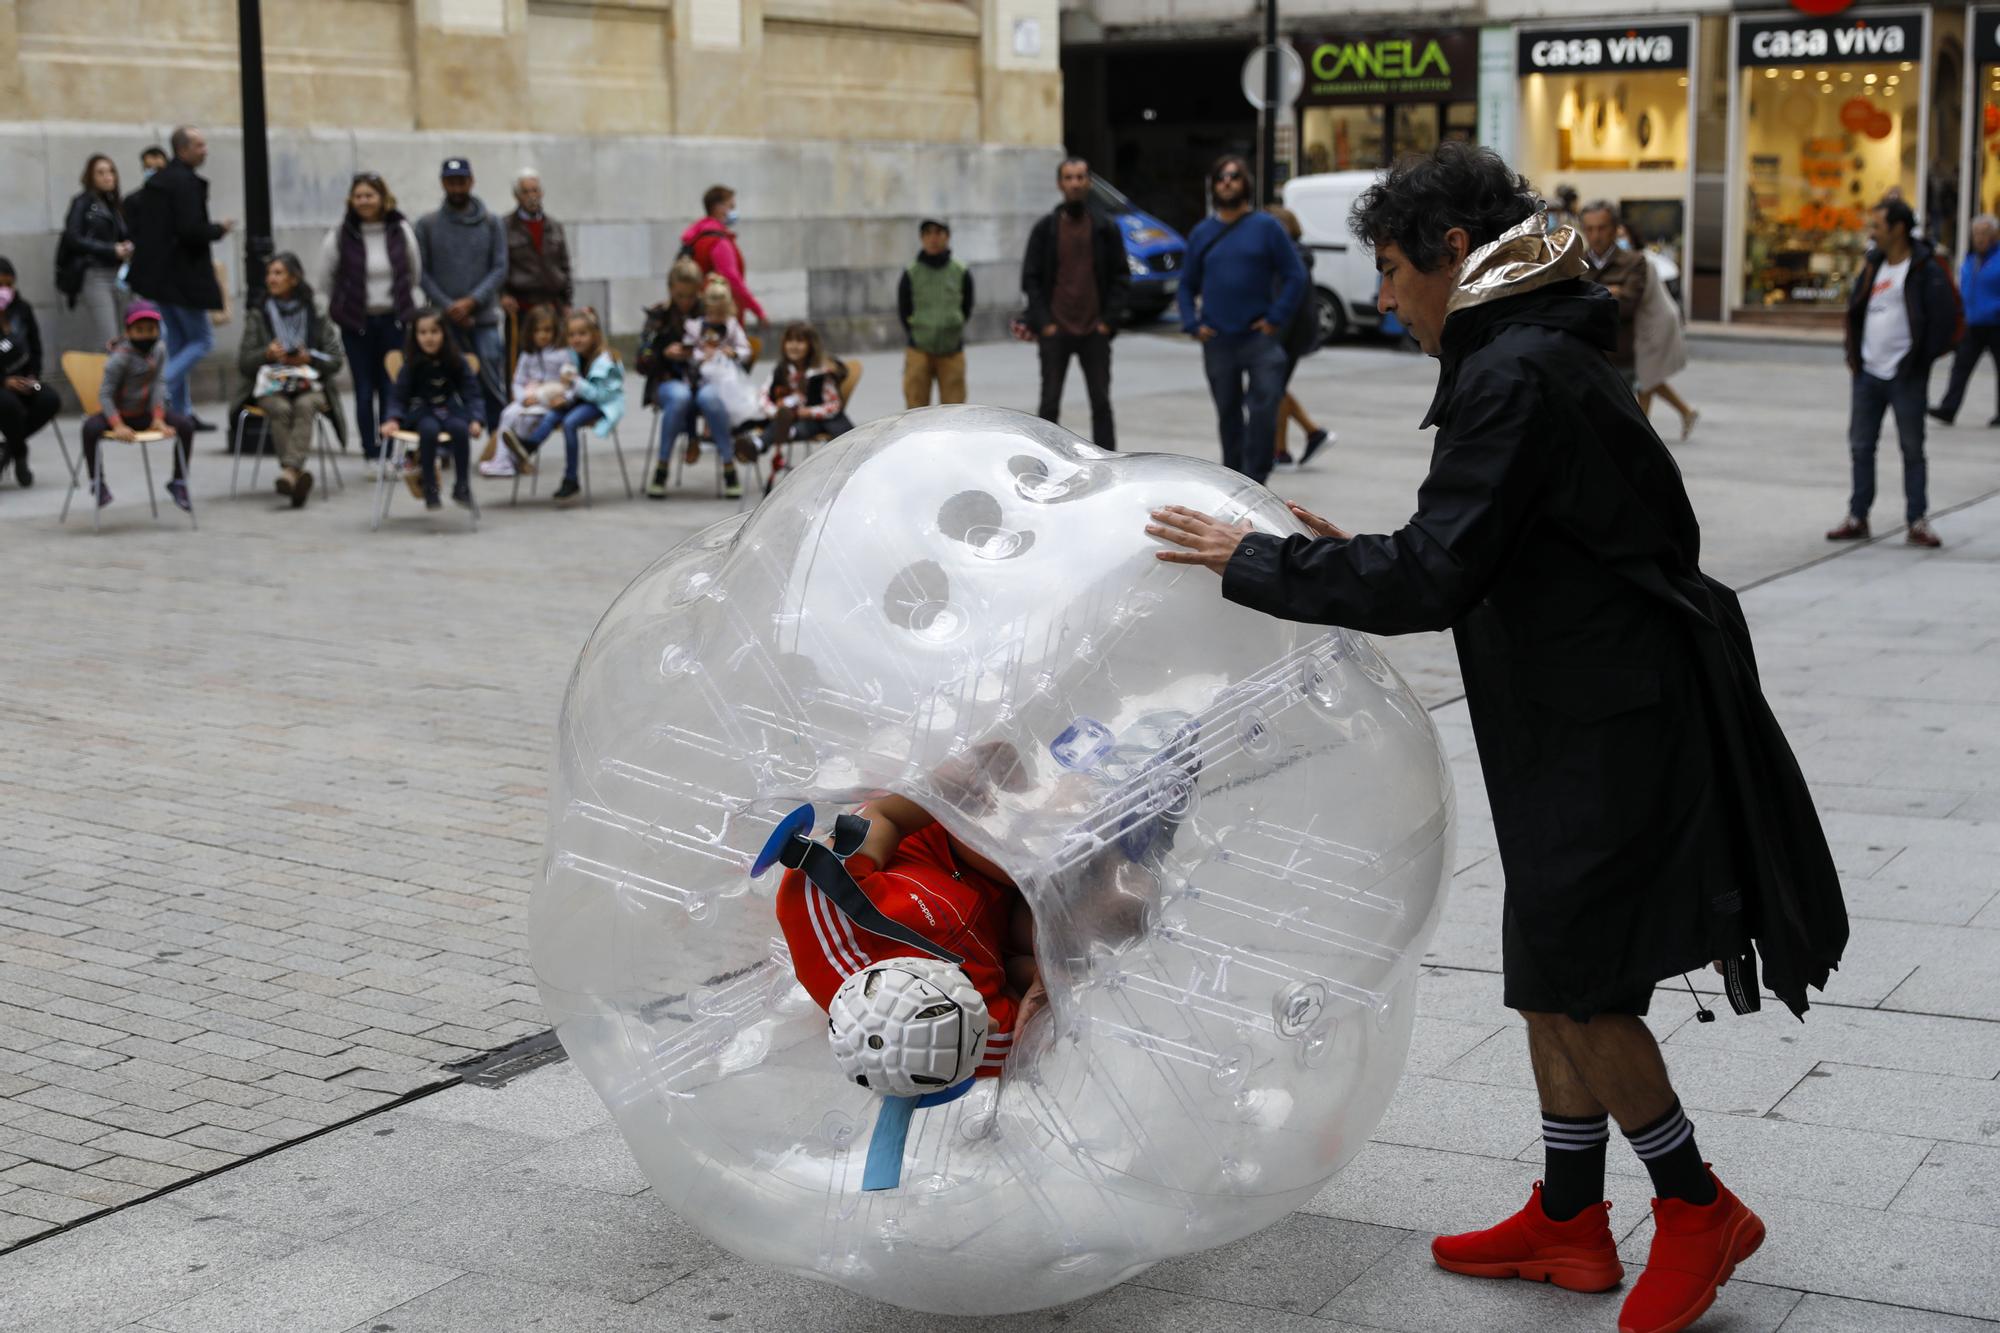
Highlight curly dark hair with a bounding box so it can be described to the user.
[1348,141,1542,273]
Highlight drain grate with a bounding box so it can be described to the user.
[446,1029,567,1087]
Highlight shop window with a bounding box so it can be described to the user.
[1518,67,1692,256]
[1741,60,1918,309]
[1978,66,2000,215]
[1301,105,1384,173]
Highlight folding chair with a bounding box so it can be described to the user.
[230,403,345,499]
[372,350,480,531]
[57,351,197,533]
[508,419,634,507]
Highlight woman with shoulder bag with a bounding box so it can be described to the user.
[233,253,347,507]
[59,154,134,350]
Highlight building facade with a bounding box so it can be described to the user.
[1061,0,1982,326]
[0,0,1063,369]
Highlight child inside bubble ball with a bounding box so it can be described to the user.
[775,789,1045,1084]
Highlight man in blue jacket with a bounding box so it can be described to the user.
[1930,212,2000,428]
[1178,156,1307,483]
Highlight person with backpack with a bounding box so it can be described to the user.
[679,185,766,330]
[1827,198,1957,549]
[1178,155,1307,483]
[898,219,972,408]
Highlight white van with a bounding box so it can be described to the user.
[1281,171,1385,343]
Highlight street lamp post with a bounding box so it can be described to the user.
[1262,0,1279,204]
[238,0,274,304]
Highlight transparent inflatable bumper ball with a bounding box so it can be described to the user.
[531,406,1455,1315]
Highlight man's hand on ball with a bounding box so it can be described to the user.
[1148,505,1253,574]
[1286,501,1352,540]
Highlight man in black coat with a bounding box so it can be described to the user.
[1148,143,1845,1333]
[1021,158,1128,450]
[126,125,231,428]
[1827,198,1955,548]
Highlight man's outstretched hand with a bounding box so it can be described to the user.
[1285,501,1352,540]
[1148,506,1253,574]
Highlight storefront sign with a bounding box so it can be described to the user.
[1301,29,1478,103]
[1974,9,2000,66]
[1737,13,1921,66]
[1519,25,1689,74]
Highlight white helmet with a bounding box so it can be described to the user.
[827,958,990,1097]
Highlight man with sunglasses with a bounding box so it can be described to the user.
[1177,155,1307,483]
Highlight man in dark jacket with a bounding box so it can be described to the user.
[1148,142,1844,1333]
[416,158,510,429]
[501,169,573,323]
[1022,158,1128,450]
[1577,200,1647,384]
[125,125,231,427]
[1829,198,1954,549]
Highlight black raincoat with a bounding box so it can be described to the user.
[1220,225,1846,1020]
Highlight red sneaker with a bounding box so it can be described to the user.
[1431,1182,1624,1293]
[1619,1170,1765,1333]
[1825,515,1870,541]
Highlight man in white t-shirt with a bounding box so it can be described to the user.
[1832,199,1955,548]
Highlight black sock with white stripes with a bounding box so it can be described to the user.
[1540,1111,1609,1222]
[1625,1098,1717,1205]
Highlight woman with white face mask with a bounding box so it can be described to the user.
[679,184,767,332]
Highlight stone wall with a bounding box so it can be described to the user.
[0,0,1063,398]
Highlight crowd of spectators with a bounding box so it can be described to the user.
[14,124,859,517]
[12,134,1366,524]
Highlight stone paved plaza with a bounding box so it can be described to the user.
[2,331,1998,1331]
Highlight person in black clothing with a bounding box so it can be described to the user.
[1148,142,1844,1333]
[381,309,481,510]
[125,126,232,428]
[1021,157,1128,450]
[0,257,58,487]
[58,154,134,350]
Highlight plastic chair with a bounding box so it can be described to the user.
[507,419,634,508]
[58,350,196,533]
[230,401,345,500]
[373,350,480,531]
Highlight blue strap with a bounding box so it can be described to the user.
[860,1078,976,1192]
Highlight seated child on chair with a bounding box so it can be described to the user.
[489,306,574,478]
[80,301,195,511]
[380,308,481,511]
[511,309,623,507]
[759,320,854,479]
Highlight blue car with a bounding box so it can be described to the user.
[1091,178,1186,324]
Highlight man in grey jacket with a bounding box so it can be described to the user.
[416,157,509,428]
